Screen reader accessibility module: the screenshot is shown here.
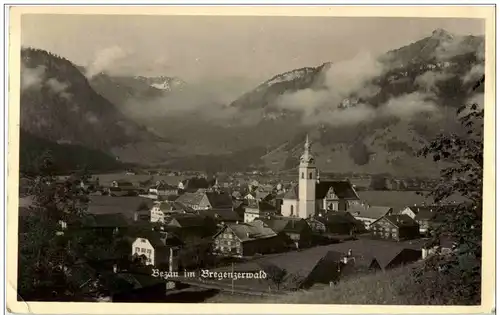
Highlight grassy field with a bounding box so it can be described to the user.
[207,262,472,305]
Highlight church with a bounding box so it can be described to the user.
[281,136,361,219]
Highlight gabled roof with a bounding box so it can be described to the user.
[282,184,299,200]
[257,217,310,234]
[224,222,277,242]
[205,191,233,209]
[246,199,276,212]
[176,192,205,206]
[88,196,155,219]
[347,205,393,220]
[168,214,208,228]
[372,214,418,228]
[316,181,359,200]
[369,248,421,270]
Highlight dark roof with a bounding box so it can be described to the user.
[414,209,447,222]
[88,196,155,219]
[316,181,359,200]
[246,199,276,212]
[198,209,241,222]
[282,184,299,200]
[225,222,277,242]
[176,192,205,207]
[257,217,310,234]
[83,213,130,228]
[378,214,418,228]
[168,214,208,228]
[318,212,359,225]
[114,180,134,187]
[205,191,233,209]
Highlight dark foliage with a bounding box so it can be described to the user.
[349,141,372,166]
[19,129,126,175]
[413,97,483,304]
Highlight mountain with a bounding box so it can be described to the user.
[222,29,485,176]
[20,47,162,152]
[87,73,186,107]
[134,75,186,91]
[19,129,127,175]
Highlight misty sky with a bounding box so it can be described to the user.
[21,14,484,84]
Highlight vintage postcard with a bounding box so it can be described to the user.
[6,4,495,314]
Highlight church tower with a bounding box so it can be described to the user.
[298,135,317,218]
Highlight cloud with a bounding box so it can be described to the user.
[21,64,46,91]
[462,63,484,84]
[272,51,387,126]
[381,92,439,119]
[45,78,72,100]
[121,76,258,124]
[414,70,453,92]
[85,46,129,79]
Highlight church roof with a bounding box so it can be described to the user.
[316,181,358,200]
[282,184,299,200]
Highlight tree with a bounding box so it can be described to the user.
[17,153,100,301]
[414,100,483,304]
[369,174,388,190]
[259,262,288,291]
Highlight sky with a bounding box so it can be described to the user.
[21,14,484,85]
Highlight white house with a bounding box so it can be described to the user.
[132,237,155,265]
[132,235,180,269]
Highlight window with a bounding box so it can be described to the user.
[147,249,152,254]
[141,248,146,253]
[141,239,146,243]
[301,172,304,179]
[291,205,294,215]
[309,172,312,179]
[135,247,140,253]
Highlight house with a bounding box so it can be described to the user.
[212,221,283,257]
[146,201,195,223]
[148,181,178,197]
[368,247,422,271]
[131,232,182,268]
[165,214,218,242]
[347,205,393,229]
[88,195,154,218]
[255,217,313,249]
[305,217,327,234]
[300,251,350,289]
[316,212,365,235]
[422,236,457,259]
[81,213,130,236]
[401,205,452,234]
[176,191,233,211]
[243,200,277,223]
[369,214,420,241]
[177,177,215,192]
[111,180,135,190]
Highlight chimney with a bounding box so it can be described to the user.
[347,249,352,257]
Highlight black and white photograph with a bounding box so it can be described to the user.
[7,5,495,313]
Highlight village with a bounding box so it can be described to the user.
[18,136,461,302]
